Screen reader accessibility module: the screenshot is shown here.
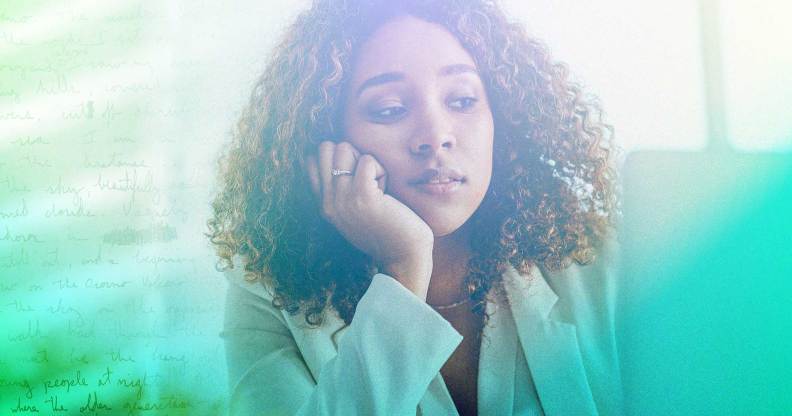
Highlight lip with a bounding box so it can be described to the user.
[413,178,464,195]
[409,166,466,196]
[410,166,465,184]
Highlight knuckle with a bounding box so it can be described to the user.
[356,157,374,175]
[358,154,374,165]
[336,141,353,153]
[319,141,334,153]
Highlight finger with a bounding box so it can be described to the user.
[317,141,336,209]
[332,141,360,197]
[354,154,387,197]
[306,155,320,199]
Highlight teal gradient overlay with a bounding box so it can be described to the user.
[619,152,792,415]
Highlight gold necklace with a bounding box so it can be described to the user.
[428,297,471,310]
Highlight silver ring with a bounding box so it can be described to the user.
[331,169,353,177]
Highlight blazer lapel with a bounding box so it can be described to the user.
[478,287,517,416]
[287,309,349,383]
[504,264,598,416]
[329,306,460,416]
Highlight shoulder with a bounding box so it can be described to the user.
[221,254,345,340]
[539,236,620,326]
[222,254,292,330]
[223,255,275,300]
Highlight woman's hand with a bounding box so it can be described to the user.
[306,141,434,300]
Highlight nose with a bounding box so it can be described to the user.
[409,106,456,156]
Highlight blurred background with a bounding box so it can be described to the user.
[1,0,789,414]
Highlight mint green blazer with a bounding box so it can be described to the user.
[222,249,623,415]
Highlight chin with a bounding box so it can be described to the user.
[425,216,471,238]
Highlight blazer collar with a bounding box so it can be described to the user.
[502,263,558,321]
[320,265,598,416]
[503,263,598,416]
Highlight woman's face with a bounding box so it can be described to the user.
[343,15,495,237]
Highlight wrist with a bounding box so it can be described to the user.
[381,255,432,301]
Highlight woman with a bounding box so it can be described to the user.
[208,0,621,415]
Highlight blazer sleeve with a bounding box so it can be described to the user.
[222,272,464,416]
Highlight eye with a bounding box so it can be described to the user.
[368,105,407,122]
[448,96,478,111]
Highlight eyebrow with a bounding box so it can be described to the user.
[439,63,478,77]
[355,64,479,98]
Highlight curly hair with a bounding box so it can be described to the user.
[207,0,618,326]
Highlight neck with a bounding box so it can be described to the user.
[427,223,473,306]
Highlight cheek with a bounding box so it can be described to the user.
[462,105,494,140]
[345,122,405,165]
[347,136,394,167]
[464,117,495,163]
